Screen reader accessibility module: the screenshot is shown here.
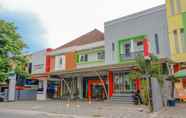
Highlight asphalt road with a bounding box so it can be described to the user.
[0,109,61,118]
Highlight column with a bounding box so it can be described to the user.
[8,74,16,101]
[37,79,47,100]
[77,76,83,99]
[43,79,47,100]
[108,71,113,97]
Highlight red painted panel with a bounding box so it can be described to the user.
[108,71,113,97]
[135,79,141,91]
[174,64,180,73]
[88,81,91,98]
[143,38,150,59]
[45,48,53,72]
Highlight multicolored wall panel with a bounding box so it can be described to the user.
[65,52,76,71]
[166,0,186,62]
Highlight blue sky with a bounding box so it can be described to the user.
[0,10,47,52]
[0,0,164,53]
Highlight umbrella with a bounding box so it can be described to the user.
[174,69,186,78]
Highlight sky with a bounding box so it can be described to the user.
[0,0,165,52]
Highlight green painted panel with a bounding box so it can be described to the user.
[119,35,146,43]
[76,47,104,54]
[182,12,186,41]
[76,47,105,64]
[117,35,146,63]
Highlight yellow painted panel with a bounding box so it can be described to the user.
[166,0,171,16]
[172,53,186,62]
[168,15,183,32]
[169,33,177,55]
[181,0,186,12]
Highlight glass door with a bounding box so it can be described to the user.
[114,72,135,95]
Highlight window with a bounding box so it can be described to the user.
[176,0,181,13]
[173,30,180,53]
[112,42,115,51]
[59,57,63,65]
[170,0,175,16]
[137,41,143,46]
[124,43,131,57]
[97,51,105,60]
[80,54,88,62]
[180,28,186,52]
[154,34,160,54]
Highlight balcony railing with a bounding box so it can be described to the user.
[120,50,144,60]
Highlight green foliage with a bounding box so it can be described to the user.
[129,54,164,86]
[0,20,29,82]
[128,54,165,107]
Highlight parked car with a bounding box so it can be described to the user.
[0,92,6,102]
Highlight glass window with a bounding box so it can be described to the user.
[80,55,84,62]
[97,51,105,60]
[154,34,160,54]
[170,0,175,16]
[80,54,88,62]
[173,30,180,53]
[137,41,143,46]
[112,42,115,51]
[124,43,131,57]
[176,0,182,13]
[59,57,63,65]
[84,54,88,62]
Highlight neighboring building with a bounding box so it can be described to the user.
[104,5,170,102]
[166,0,186,100]
[105,5,170,65]
[48,29,109,100]
[31,48,53,100]
[166,0,186,63]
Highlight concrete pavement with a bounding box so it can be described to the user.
[0,100,185,118]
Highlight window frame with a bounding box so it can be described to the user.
[154,33,160,54]
[97,51,105,60]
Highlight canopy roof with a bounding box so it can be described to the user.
[174,69,186,78]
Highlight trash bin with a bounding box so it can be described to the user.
[167,99,176,107]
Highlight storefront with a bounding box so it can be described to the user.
[113,71,142,94]
[82,76,108,100]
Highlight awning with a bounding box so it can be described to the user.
[174,69,186,78]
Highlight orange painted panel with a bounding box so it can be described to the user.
[49,56,55,72]
[65,52,76,70]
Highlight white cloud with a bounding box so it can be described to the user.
[0,0,165,49]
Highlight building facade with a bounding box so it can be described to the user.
[104,5,170,101]
[26,1,186,103]
[166,0,186,100]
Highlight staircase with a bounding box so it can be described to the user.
[111,92,135,104]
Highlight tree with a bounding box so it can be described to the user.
[0,20,28,82]
[128,54,164,112]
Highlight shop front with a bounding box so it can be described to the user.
[113,71,140,95]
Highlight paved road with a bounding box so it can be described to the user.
[0,108,95,118]
[0,109,49,118]
[0,101,185,118]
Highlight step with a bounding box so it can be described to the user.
[111,92,135,104]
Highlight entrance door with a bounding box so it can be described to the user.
[91,84,104,100]
[114,72,135,94]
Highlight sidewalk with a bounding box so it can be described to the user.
[0,100,185,118]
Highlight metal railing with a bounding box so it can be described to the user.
[120,50,144,60]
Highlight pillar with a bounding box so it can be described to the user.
[8,74,16,101]
[88,80,91,100]
[37,79,47,100]
[108,71,113,97]
[77,77,83,99]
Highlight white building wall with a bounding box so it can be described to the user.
[55,55,66,71]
